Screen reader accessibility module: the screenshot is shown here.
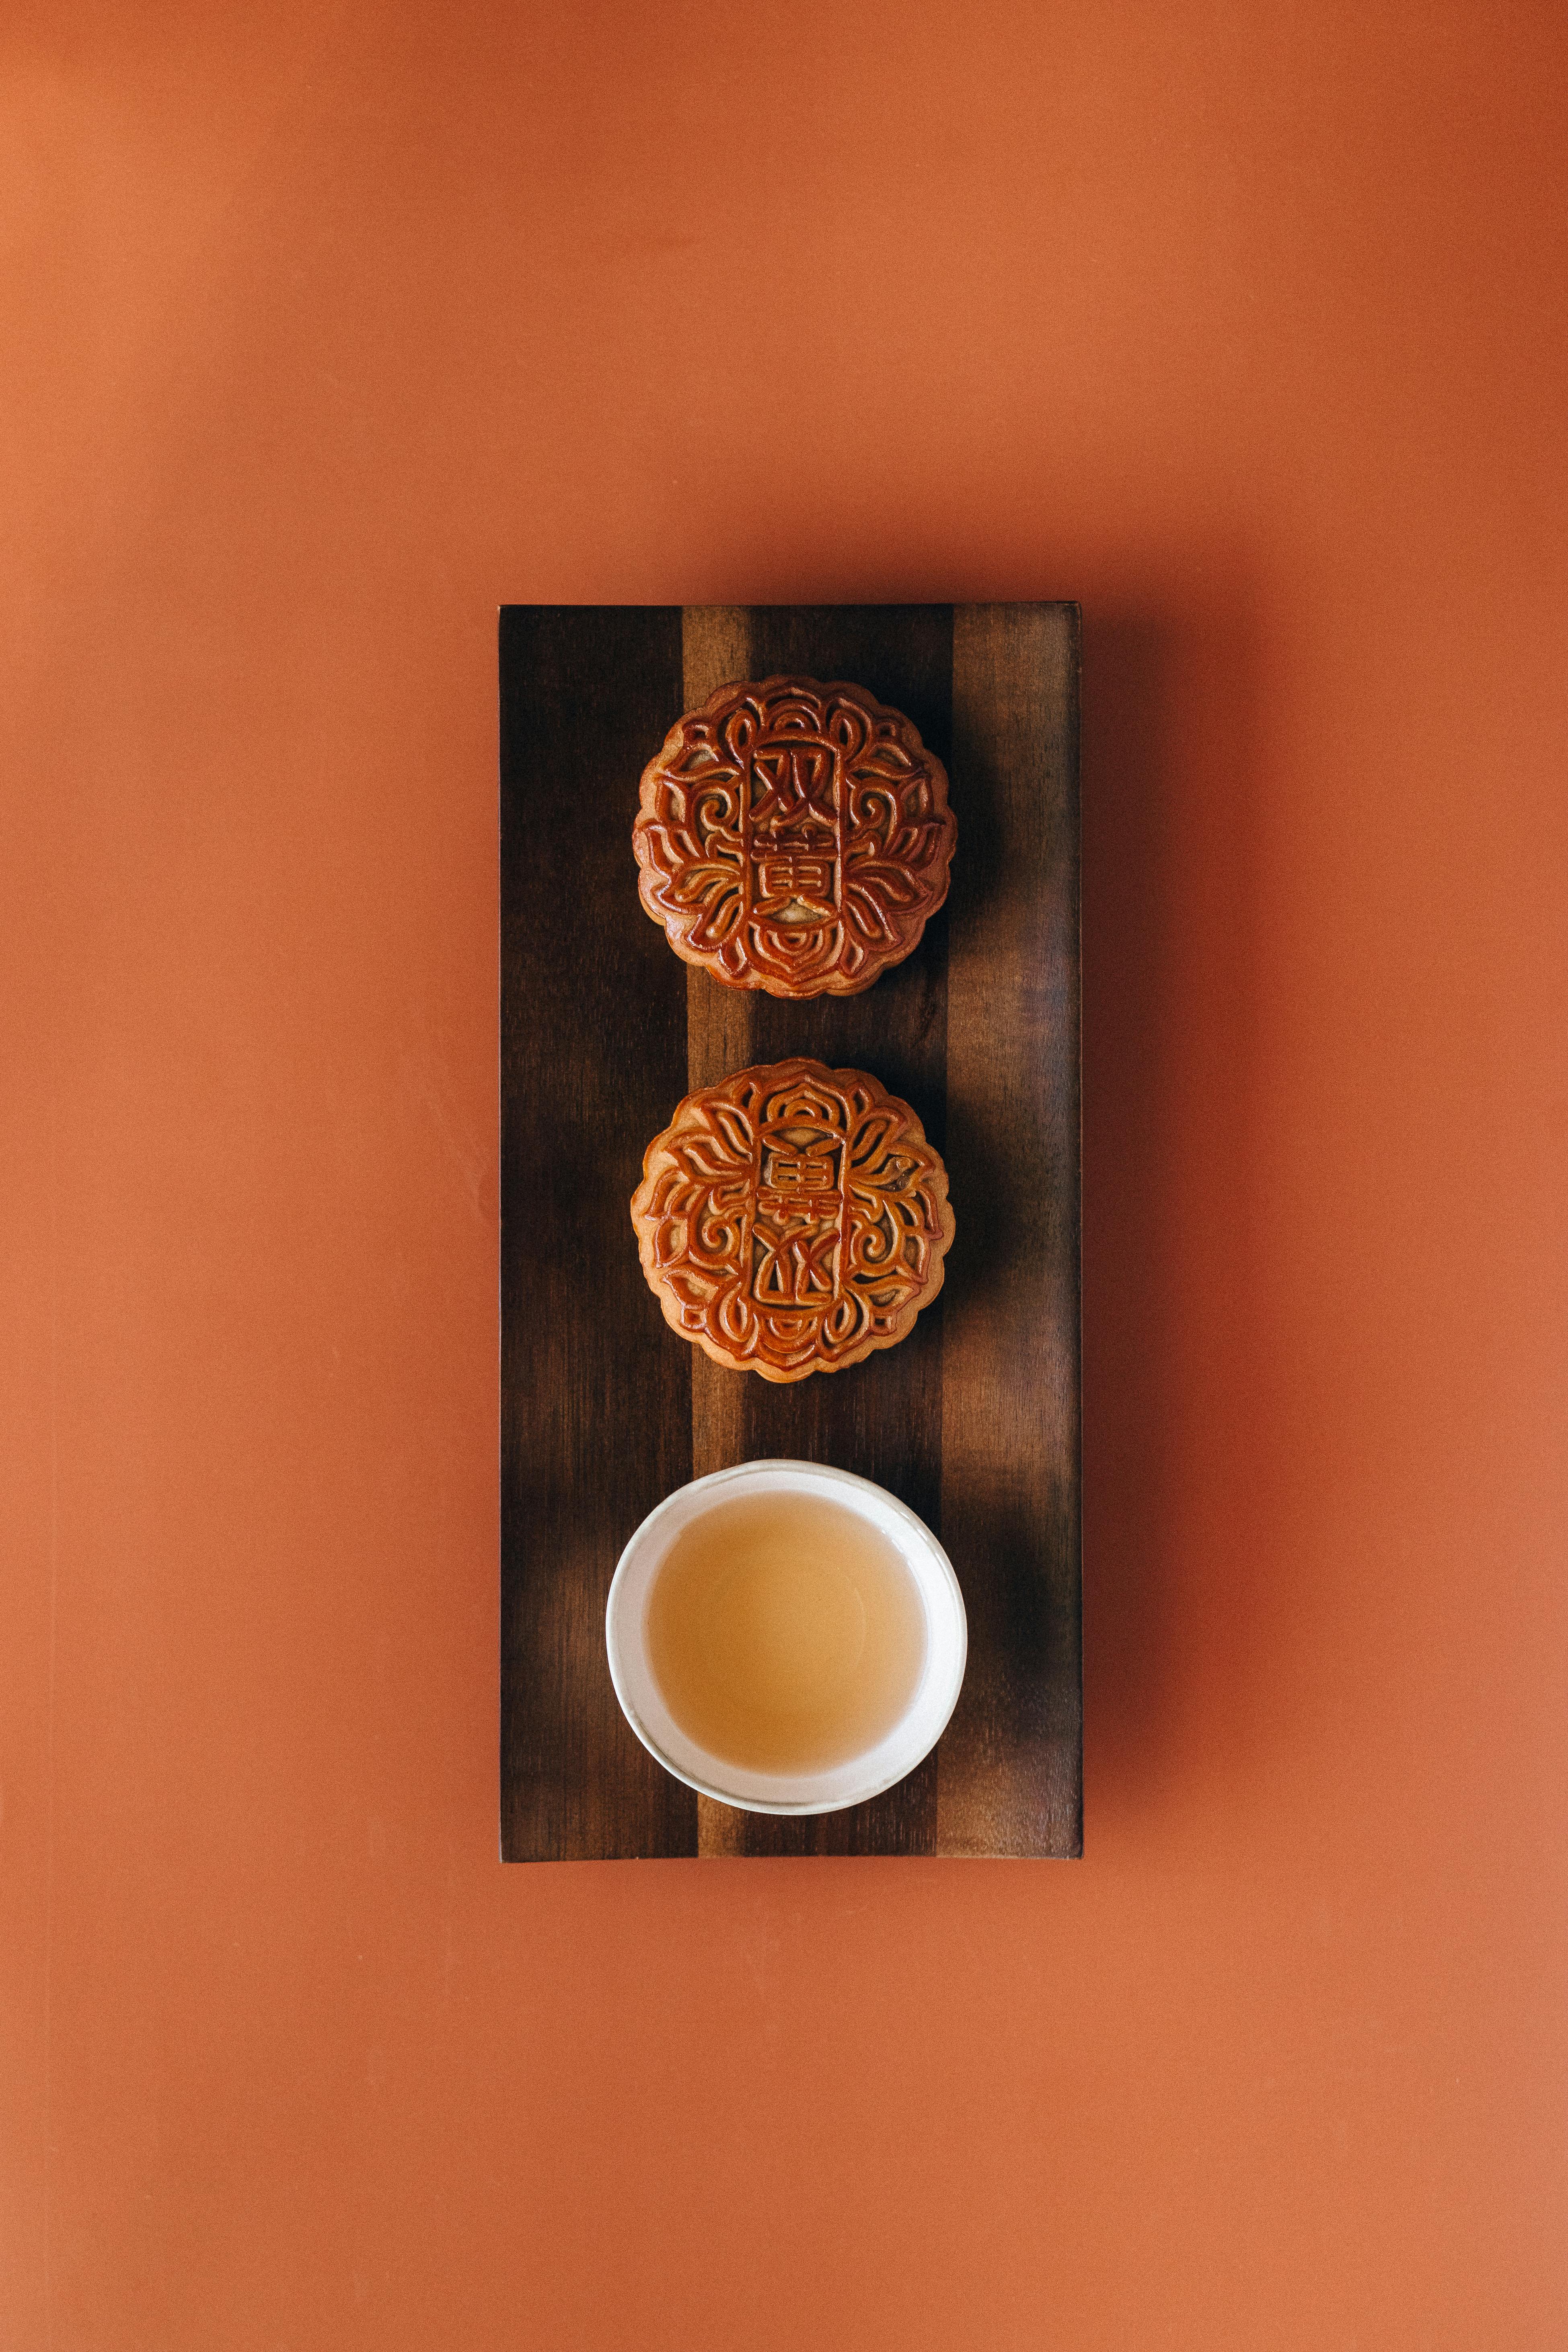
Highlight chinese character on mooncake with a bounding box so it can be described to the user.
[633,677,956,997]
[631,1058,954,1382]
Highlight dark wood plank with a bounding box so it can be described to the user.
[939,605,1083,1856]
[499,606,698,1860]
[680,608,953,1859]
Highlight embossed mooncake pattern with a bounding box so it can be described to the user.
[631,1058,954,1382]
[633,676,956,997]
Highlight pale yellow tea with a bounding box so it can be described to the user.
[645,1491,928,1774]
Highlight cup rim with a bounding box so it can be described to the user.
[604,1459,968,1816]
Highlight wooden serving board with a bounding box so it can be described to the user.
[501,606,1081,1859]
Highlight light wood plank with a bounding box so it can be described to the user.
[682,609,757,1857]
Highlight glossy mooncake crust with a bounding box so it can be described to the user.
[633,676,956,997]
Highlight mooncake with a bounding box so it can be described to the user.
[631,1058,954,1382]
[633,676,955,997]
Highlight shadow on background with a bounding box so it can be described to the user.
[1080,586,1265,1822]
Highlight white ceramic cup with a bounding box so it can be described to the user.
[605,1459,967,1816]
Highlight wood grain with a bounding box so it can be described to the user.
[500,604,1081,1860]
[938,606,1083,1857]
[499,606,697,1860]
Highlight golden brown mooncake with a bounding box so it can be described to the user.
[631,1058,954,1382]
[633,676,956,998]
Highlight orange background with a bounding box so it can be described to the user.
[4,3,1566,2344]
